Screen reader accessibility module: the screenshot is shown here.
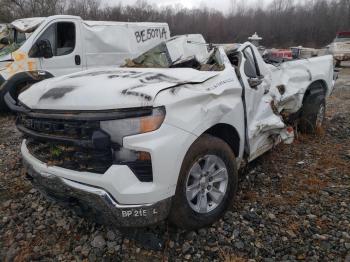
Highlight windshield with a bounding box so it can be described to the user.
[0,28,27,56]
[124,37,225,71]
[335,34,350,43]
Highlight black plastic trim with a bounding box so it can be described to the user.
[17,123,94,148]
[5,91,154,121]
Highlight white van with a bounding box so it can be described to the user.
[0,15,170,110]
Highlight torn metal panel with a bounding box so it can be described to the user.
[269,55,334,113]
[127,34,213,69]
[11,17,45,33]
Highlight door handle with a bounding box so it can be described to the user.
[75,55,81,65]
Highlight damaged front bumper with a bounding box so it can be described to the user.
[22,147,172,227]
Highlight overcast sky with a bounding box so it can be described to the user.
[103,0,273,13]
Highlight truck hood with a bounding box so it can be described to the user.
[19,67,219,111]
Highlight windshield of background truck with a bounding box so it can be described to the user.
[0,28,27,56]
[335,34,350,43]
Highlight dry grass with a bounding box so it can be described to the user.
[219,250,247,262]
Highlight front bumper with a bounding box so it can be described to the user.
[23,158,172,227]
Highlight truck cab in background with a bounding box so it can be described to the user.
[0,15,170,111]
[329,31,350,67]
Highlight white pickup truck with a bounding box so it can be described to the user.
[7,34,335,229]
[0,15,170,111]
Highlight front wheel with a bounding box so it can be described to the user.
[169,134,238,229]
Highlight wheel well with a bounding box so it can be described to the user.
[304,80,327,101]
[204,124,240,157]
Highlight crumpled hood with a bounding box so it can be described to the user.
[11,17,45,33]
[19,67,219,111]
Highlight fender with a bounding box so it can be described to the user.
[303,80,327,103]
[0,70,54,111]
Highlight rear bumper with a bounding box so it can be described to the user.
[333,53,350,61]
[23,153,172,227]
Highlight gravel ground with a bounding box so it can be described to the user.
[0,67,350,262]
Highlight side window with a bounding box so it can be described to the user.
[35,22,75,57]
[37,23,56,54]
[16,31,26,44]
[243,48,260,78]
[56,22,75,56]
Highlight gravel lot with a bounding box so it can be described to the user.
[0,67,350,262]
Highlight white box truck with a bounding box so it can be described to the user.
[0,15,170,111]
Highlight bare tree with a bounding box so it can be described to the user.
[0,0,347,47]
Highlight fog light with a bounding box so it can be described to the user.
[114,148,153,182]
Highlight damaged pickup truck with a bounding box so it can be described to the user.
[7,34,335,229]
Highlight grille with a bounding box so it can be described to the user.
[19,114,152,179]
[18,114,100,140]
[26,139,113,174]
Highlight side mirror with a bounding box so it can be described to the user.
[248,77,263,88]
[0,37,10,45]
[30,39,53,58]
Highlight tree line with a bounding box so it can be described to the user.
[0,0,349,48]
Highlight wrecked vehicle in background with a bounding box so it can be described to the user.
[0,18,41,57]
[329,31,350,67]
[7,34,335,229]
[0,15,170,111]
[0,23,10,50]
[262,48,293,64]
[291,46,328,59]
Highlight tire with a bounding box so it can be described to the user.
[0,82,31,112]
[14,83,31,99]
[335,60,341,68]
[299,91,326,134]
[169,134,238,229]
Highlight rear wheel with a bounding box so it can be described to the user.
[299,91,326,134]
[169,134,238,229]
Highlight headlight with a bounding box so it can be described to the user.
[100,106,165,145]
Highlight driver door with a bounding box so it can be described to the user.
[34,20,83,76]
[239,45,280,161]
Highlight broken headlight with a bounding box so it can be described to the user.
[100,106,165,145]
